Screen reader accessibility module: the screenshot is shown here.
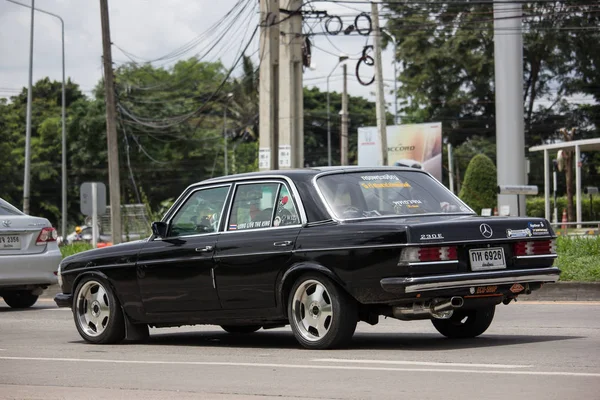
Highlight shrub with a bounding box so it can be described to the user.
[459,154,498,215]
[60,243,94,258]
[526,195,600,221]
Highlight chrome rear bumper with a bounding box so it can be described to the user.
[381,267,561,294]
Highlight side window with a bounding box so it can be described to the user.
[170,186,229,237]
[228,183,279,231]
[273,185,300,227]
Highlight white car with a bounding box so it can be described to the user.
[0,197,61,308]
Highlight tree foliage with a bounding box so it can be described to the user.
[0,56,383,231]
[459,154,498,214]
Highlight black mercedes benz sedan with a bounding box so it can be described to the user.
[55,167,560,349]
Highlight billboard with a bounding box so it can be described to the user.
[357,122,443,181]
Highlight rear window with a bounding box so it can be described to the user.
[315,171,473,220]
[0,198,24,216]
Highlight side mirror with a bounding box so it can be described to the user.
[151,222,168,238]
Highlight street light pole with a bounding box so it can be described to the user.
[7,0,66,235]
[381,27,398,125]
[23,0,35,215]
[326,55,348,167]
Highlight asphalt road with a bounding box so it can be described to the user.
[1,299,599,400]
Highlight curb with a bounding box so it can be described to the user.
[518,282,600,302]
[41,282,600,302]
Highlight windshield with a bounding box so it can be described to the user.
[315,171,474,220]
[0,198,24,216]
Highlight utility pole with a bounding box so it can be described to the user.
[371,2,388,166]
[493,0,526,217]
[258,0,279,171]
[340,63,349,166]
[100,0,122,244]
[278,0,303,169]
[23,0,35,214]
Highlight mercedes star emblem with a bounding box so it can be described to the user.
[479,223,493,238]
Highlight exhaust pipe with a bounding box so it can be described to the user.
[392,297,464,321]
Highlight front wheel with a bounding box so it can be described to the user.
[288,273,357,350]
[73,276,125,344]
[2,291,38,309]
[432,306,496,339]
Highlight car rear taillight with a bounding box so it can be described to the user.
[400,246,458,263]
[513,239,556,256]
[36,227,58,245]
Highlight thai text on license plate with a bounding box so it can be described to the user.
[469,247,506,271]
[0,235,21,250]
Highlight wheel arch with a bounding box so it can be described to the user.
[277,262,350,316]
[71,270,122,308]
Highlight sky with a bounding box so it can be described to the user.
[0,0,400,115]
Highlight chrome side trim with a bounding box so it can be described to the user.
[216,250,290,258]
[515,254,558,260]
[297,243,409,252]
[60,263,136,276]
[406,260,459,267]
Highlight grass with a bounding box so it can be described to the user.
[555,236,600,282]
[59,242,94,258]
[57,236,600,282]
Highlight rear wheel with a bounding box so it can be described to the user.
[288,273,357,350]
[432,306,496,339]
[73,276,125,344]
[221,325,261,334]
[2,291,38,309]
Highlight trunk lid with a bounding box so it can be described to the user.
[0,215,52,255]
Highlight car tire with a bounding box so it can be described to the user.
[2,291,38,309]
[72,276,125,344]
[221,325,261,334]
[431,306,496,339]
[288,273,357,350]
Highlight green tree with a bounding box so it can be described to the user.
[459,154,498,215]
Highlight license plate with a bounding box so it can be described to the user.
[469,247,506,271]
[0,234,21,250]
[0,235,21,250]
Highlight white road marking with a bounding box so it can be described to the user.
[312,358,532,369]
[42,308,70,311]
[1,356,598,378]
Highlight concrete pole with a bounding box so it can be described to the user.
[23,0,35,214]
[448,143,455,194]
[7,0,66,234]
[493,0,526,216]
[278,0,303,169]
[100,0,122,244]
[326,76,332,167]
[223,93,233,176]
[258,0,279,170]
[575,144,581,227]
[381,28,398,125]
[371,2,388,166]
[544,149,550,221]
[341,63,349,166]
[278,0,304,169]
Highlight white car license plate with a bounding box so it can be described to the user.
[0,234,21,250]
[469,247,506,271]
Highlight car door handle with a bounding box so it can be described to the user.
[273,241,293,247]
[195,245,213,253]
